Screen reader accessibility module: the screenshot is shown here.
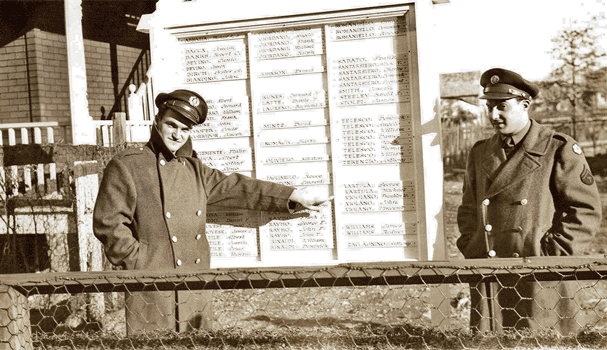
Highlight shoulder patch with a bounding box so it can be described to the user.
[572,144,582,155]
[581,164,595,186]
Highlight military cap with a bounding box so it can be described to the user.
[155,89,208,125]
[479,68,539,100]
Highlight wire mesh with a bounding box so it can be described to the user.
[2,259,607,349]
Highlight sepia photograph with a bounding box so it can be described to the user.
[0,0,606,349]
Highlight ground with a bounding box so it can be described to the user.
[31,155,607,349]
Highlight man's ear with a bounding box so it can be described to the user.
[154,108,165,126]
[521,99,531,110]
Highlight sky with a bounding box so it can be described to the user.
[431,0,607,81]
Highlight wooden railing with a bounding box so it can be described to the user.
[107,49,151,120]
[127,64,156,122]
[93,114,153,147]
[0,122,60,199]
[94,63,155,147]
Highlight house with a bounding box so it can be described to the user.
[0,0,157,144]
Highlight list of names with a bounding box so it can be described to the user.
[196,147,252,173]
[340,114,413,165]
[191,96,251,139]
[206,211,259,258]
[257,90,327,113]
[183,41,247,83]
[330,19,407,41]
[254,28,323,60]
[263,172,331,186]
[334,54,410,106]
[263,207,334,251]
[341,180,415,213]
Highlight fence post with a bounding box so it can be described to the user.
[112,112,127,146]
[0,285,32,350]
[73,161,104,322]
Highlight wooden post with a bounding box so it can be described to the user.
[73,161,104,322]
[0,285,32,350]
[65,0,95,145]
[112,112,127,146]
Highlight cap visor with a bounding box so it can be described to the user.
[166,105,197,125]
[479,93,517,100]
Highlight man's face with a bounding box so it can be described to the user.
[157,108,194,153]
[485,98,530,135]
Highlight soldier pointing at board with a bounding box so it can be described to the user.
[93,89,331,334]
[457,68,602,335]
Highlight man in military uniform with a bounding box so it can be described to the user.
[93,89,330,334]
[457,68,602,335]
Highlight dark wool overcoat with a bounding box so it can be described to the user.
[457,120,602,335]
[93,127,294,334]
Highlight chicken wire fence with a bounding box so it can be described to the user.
[3,258,607,350]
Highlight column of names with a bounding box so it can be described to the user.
[340,114,413,165]
[183,38,247,83]
[206,211,259,258]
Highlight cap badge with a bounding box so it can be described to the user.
[490,75,500,84]
[573,144,582,155]
[189,96,200,107]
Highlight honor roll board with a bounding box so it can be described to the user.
[150,3,442,267]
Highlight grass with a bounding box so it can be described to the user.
[32,324,607,349]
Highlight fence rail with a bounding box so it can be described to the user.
[2,257,607,294]
[3,257,607,349]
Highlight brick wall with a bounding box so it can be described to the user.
[29,29,70,127]
[0,28,145,143]
[0,34,30,124]
[83,39,142,120]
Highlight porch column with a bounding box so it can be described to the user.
[65,0,95,145]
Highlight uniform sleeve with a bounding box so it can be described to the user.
[545,139,602,255]
[457,146,479,257]
[199,163,295,212]
[93,158,139,269]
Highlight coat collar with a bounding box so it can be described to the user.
[480,119,553,198]
[147,124,196,161]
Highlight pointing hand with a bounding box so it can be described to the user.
[288,187,333,211]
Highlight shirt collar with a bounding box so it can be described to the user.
[501,120,531,146]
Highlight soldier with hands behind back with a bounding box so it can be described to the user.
[457,68,602,335]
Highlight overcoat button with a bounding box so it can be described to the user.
[166,212,171,219]
[195,234,201,240]
[521,199,528,205]
[195,258,201,264]
[485,224,492,232]
[172,236,177,243]
[197,210,202,216]
[176,259,182,266]
[512,253,520,258]
[160,160,166,166]
[488,250,496,257]
[482,199,490,206]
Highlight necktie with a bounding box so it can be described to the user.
[502,136,515,159]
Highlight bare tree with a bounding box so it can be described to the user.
[549,16,606,138]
